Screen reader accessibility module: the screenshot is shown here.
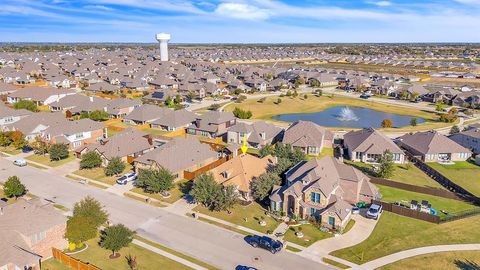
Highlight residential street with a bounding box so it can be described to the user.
[0,157,333,270]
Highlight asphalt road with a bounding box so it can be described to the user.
[0,158,333,270]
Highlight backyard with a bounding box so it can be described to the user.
[428,161,480,197]
[330,212,480,265]
[193,202,281,234]
[131,178,192,204]
[74,165,133,186]
[283,224,333,247]
[25,154,76,167]
[379,250,480,270]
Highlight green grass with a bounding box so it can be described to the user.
[123,192,166,207]
[330,212,480,264]
[42,258,71,270]
[428,161,480,197]
[322,258,350,269]
[131,179,192,204]
[0,146,21,155]
[283,224,333,247]
[379,250,480,270]
[134,236,220,270]
[343,219,356,234]
[53,204,69,212]
[377,185,477,219]
[142,128,168,136]
[87,181,109,190]
[345,161,444,189]
[197,216,250,236]
[74,165,132,186]
[286,246,303,252]
[70,238,192,270]
[27,162,48,170]
[194,202,281,234]
[25,154,76,167]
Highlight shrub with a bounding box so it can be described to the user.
[381,119,394,128]
[13,100,38,112]
[80,151,102,169]
[104,157,126,176]
[73,196,109,229]
[49,143,69,161]
[136,167,175,195]
[99,224,134,258]
[3,176,26,199]
[65,216,97,245]
[232,107,253,119]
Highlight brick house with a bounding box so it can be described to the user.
[42,118,107,149]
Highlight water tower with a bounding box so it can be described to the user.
[155,33,171,61]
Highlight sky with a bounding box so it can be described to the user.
[1,0,480,43]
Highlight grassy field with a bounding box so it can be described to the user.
[74,165,133,186]
[379,250,480,270]
[330,212,480,264]
[224,94,449,132]
[25,154,76,167]
[377,185,477,218]
[131,179,192,204]
[283,224,333,247]
[428,161,480,197]
[345,161,444,189]
[194,202,280,234]
[68,238,192,270]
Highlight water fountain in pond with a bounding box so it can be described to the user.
[337,107,359,121]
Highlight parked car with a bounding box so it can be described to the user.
[116,172,137,185]
[351,207,360,215]
[22,146,33,153]
[367,203,383,220]
[244,235,283,254]
[360,93,370,99]
[235,266,258,270]
[13,159,27,167]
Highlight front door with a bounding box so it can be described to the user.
[328,216,335,227]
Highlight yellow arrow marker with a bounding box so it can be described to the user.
[240,136,248,154]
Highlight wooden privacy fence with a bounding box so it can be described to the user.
[370,177,462,201]
[184,156,229,180]
[372,200,441,224]
[51,248,101,270]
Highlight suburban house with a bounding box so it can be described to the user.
[150,109,197,131]
[186,111,237,138]
[48,94,109,115]
[227,121,283,149]
[343,128,405,164]
[0,199,67,270]
[0,104,32,126]
[449,125,480,154]
[282,121,333,156]
[2,112,67,141]
[269,156,379,229]
[397,131,472,163]
[42,118,107,149]
[134,137,218,179]
[74,128,155,165]
[123,104,172,125]
[7,86,76,105]
[210,154,277,201]
[105,98,142,118]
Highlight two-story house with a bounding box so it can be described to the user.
[449,124,480,154]
[186,111,236,138]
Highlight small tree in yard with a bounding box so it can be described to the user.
[31,136,49,155]
[80,151,102,169]
[104,157,126,176]
[65,216,97,247]
[381,119,394,128]
[450,125,460,135]
[213,185,238,212]
[251,172,281,201]
[190,173,219,209]
[3,176,26,199]
[49,143,69,161]
[73,196,109,229]
[10,131,27,149]
[136,167,175,196]
[378,150,395,179]
[410,118,417,127]
[99,224,134,259]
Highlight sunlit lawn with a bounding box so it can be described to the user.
[131,179,192,204]
[283,224,333,247]
[428,161,480,197]
[74,165,133,186]
[25,154,76,167]
[379,250,480,270]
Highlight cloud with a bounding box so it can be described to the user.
[370,1,393,7]
[84,5,113,11]
[214,2,271,20]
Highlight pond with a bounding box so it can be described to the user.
[271,106,426,128]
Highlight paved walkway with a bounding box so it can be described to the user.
[353,244,480,270]
[132,239,209,270]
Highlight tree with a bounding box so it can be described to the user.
[73,196,109,229]
[286,90,292,97]
[13,100,39,112]
[190,173,220,209]
[174,95,182,104]
[303,94,308,99]
[104,157,126,176]
[0,131,12,147]
[259,144,274,158]
[99,224,134,258]
[450,125,460,134]
[31,136,49,155]
[378,150,395,179]
[88,110,110,121]
[136,167,175,195]
[251,172,281,201]
[65,216,97,246]
[212,185,238,212]
[3,176,26,199]
[381,119,394,128]
[10,131,27,149]
[49,143,69,161]
[80,151,102,169]
[410,118,417,127]
[400,91,409,100]
[436,103,444,112]
[276,98,282,104]
[232,107,253,119]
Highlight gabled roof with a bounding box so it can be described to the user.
[124,104,172,123]
[344,128,403,155]
[283,121,332,148]
[151,109,197,128]
[399,131,471,155]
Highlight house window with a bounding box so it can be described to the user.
[355,152,361,159]
[75,133,84,139]
[310,207,315,216]
[73,141,81,147]
[310,192,321,203]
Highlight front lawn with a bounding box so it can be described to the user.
[194,202,281,234]
[0,146,21,155]
[74,165,133,186]
[377,185,477,219]
[42,258,71,270]
[69,238,191,270]
[283,224,333,247]
[428,161,480,197]
[330,212,480,265]
[25,154,76,167]
[345,161,444,189]
[379,250,480,270]
[131,179,192,204]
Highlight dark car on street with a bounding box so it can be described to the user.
[244,235,283,254]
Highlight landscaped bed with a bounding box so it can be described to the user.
[25,154,76,167]
[428,161,480,197]
[330,212,480,265]
[378,250,480,270]
[193,202,281,234]
[283,224,333,247]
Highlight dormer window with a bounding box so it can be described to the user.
[310,192,321,203]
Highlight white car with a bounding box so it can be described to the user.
[13,159,27,167]
[367,204,383,220]
[116,172,137,185]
